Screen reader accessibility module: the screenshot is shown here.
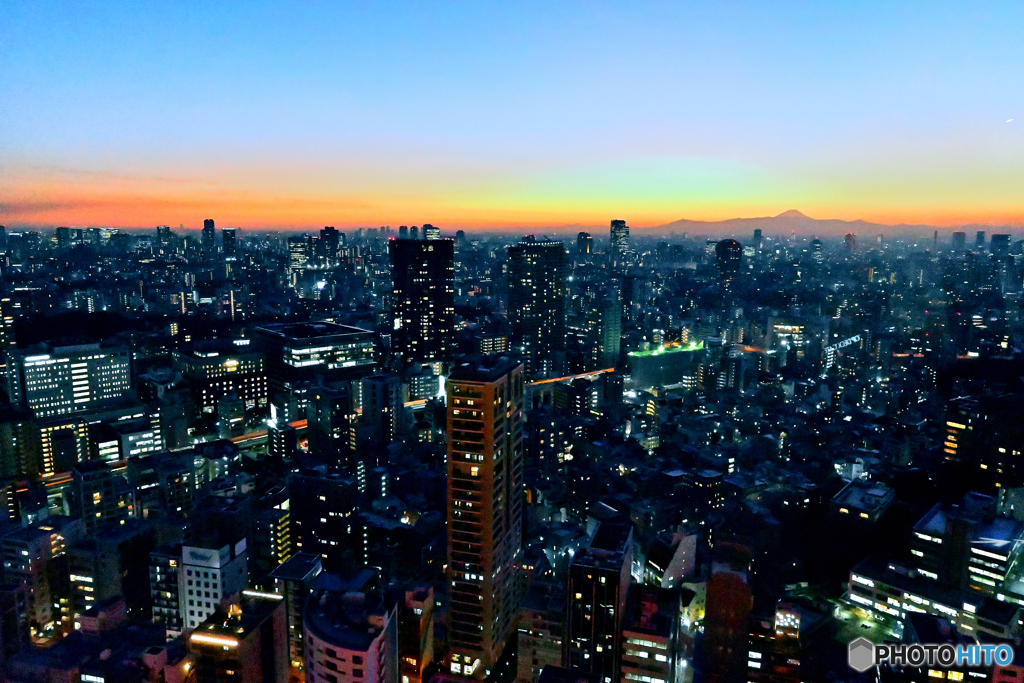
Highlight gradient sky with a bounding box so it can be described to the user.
[2,2,1024,232]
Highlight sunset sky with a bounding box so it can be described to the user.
[2,2,1024,232]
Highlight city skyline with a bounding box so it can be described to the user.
[4,3,1024,230]
[3,210,1022,240]
[5,4,1024,683]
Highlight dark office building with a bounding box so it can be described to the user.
[952,231,967,249]
[306,387,355,467]
[67,519,155,624]
[0,406,39,479]
[222,227,237,259]
[565,522,633,683]
[389,237,455,363]
[577,232,593,256]
[150,543,184,637]
[319,225,341,266]
[976,230,986,248]
[156,225,173,250]
[268,421,297,460]
[715,239,743,285]
[582,287,621,371]
[202,218,216,254]
[0,582,28,669]
[70,461,134,533]
[288,471,359,572]
[508,237,567,377]
[359,373,403,449]
[269,552,322,679]
[991,233,1011,257]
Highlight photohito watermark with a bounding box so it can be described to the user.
[848,638,1015,673]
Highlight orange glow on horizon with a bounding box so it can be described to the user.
[5,188,1024,233]
[4,164,1024,233]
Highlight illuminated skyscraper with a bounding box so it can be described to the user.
[715,239,742,285]
[809,238,824,264]
[446,356,525,679]
[508,237,566,376]
[319,226,340,266]
[222,227,237,259]
[202,218,216,254]
[287,235,308,275]
[389,237,455,362]
[582,286,621,371]
[609,220,629,266]
[156,225,173,251]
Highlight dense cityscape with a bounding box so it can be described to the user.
[0,219,1019,682]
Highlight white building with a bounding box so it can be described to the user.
[7,343,132,418]
[304,571,398,683]
[181,538,248,630]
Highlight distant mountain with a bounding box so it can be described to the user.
[648,210,989,238]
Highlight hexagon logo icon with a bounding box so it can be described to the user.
[848,637,875,672]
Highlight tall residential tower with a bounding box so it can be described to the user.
[446,356,525,679]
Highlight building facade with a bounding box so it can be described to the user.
[8,344,132,418]
[389,237,455,363]
[446,356,525,679]
[508,238,566,377]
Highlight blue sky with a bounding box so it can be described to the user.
[2,2,1023,229]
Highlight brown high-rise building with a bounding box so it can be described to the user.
[702,541,753,682]
[446,356,525,679]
